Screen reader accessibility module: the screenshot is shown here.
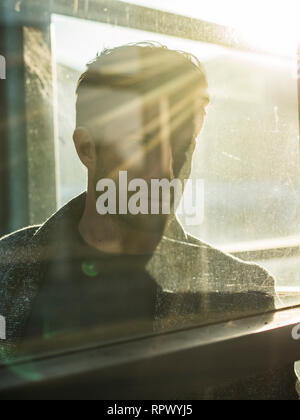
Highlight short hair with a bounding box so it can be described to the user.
[76,42,208,158]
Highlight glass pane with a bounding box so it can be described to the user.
[1,2,300,377]
[53,14,300,319]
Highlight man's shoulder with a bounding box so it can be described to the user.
[185,233,275,291]
[0,226,41,269]
[156,233,277,326]
[0,226,40,249]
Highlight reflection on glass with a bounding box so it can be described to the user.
[1,9,296,361]
[0,2,299,401]
[53,15,300,310]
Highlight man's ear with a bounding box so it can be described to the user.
[73,127,97,171]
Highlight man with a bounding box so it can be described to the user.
[0,43,295,398]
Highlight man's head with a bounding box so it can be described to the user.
[74,42,209,232]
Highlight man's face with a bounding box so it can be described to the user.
[93,86,209,233]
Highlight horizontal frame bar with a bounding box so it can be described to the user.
[0,0,293,58]
[1,306,300,398]
[233,245,300,261]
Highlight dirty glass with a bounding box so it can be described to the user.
[1,0,300,367]
[53,11,300,318]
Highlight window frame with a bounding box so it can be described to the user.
[1,0,300,396]
[1,306,300,398]
[6,0,296,56]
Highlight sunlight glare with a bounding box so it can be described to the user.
[122,0,300,56]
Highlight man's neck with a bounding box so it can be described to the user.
[78,190,162,256]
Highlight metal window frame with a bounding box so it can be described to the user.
[0,1,58,233]
[0,15,29,235]
[0,306,300,399]
[0,0,297,57]
[233,245,300,262]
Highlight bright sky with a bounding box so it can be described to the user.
[121,0,300,55]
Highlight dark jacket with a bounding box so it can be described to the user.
[0,193,277,354]
[1,193,291,399]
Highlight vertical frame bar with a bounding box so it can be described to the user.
[23,23,57,225]
[298,44,300,149]
[0,1,57,235]
[0,18,29,236]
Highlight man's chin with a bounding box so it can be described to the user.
[116,213,169,235]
